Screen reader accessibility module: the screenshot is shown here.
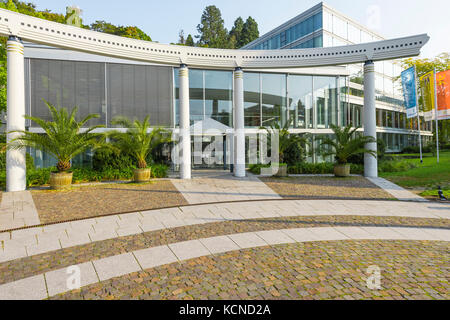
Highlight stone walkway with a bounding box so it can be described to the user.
[0,191,40,231]
[367,177,428,202]
[0,199,448,264]
[171,170,281,204]
[1,226,449,300]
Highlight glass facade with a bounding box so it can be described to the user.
[174,69,233,127]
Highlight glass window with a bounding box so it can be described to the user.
[314,76,338,129]
[313,35,323,48]
[244,73,261,127]
[261,73,287,127]
[188,69,204,124]
[30,59,106,127]
[313,12,323,30]
[288,75,313,129]
[109,64,172,127]
[204,70,233,126]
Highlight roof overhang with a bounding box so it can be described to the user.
[0,8,429,70]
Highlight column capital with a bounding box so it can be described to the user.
[364,60,374,66]
[235,67,243,72]
[180,63,188,69]
[8,36,22,43]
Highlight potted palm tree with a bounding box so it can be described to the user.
[110,116,171,183]
[8,101,105,189]
[263,120,309,177]
[320,124,377,177]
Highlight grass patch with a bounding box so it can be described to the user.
[381,151,450,189]
[419,189,450,198]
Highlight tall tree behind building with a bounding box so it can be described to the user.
[196,5,229,48]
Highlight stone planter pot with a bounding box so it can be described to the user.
[50,171,73,190]
[274,164,288,177]
[334,164,351,177]
[134,168,151,183]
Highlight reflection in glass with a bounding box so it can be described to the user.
[288,75,313,129]
[204,70,232,126]
[261,73,287,127]
[314,76,338,129]
[244,73,261,127]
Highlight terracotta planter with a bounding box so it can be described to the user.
[334,164,351,177]
[274,164,288,177]
[134,168,151,183]
[50,171,73,190]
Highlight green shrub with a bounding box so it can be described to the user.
[288,162,335,174]
[151,164,169,178]
[92,148,135,171]
[378,160,418,173]
[26,167,52,187]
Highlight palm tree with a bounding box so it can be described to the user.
[109,116,171,170]
[320,124,377,167]
[8,101,104,172]
[263,120,309,165]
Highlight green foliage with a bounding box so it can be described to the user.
[378,160,418,173]
[240,17,259,48]
[7,101,105,172]
[348,139,387,165]
[92,148,134,171]
[90,20,152,41]
[185,34,195,47]
[196,5,229,48]
[262,120,309,165]
[109,116,171,169]
[320,124,377,165]
[151,164,168,178]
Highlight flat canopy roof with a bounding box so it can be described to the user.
[0,8,429,70]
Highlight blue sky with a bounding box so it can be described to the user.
[30,0,449,58]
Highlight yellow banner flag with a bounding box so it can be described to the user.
[420,71,435,121]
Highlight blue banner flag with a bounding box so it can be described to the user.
[401,67,418,119]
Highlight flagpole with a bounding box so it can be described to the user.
[414,66,423,163]
[434,67,440,164]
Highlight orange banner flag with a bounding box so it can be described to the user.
[436,70,450,120]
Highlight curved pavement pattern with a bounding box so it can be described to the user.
[0,226,449,300]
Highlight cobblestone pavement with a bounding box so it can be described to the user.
[51,240,450,300]
[1,215,448,286]
[32,180,188,224]
[261,176,393,200]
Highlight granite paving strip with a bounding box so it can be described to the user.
[0,227,448,300]
[367,177,428,202]
[1,199,449,265]
[51,240,449,300]
[261,176,394,200]
[171,170,281,204]
[32,180,188,225]
[1,213,449,286]
[0,191,40,232]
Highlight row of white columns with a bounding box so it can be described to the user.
[5,39,378,191]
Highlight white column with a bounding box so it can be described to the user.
[363,61,378,178]
[179,64,191,179]
[233,67,245,177]
[6,37,26,192]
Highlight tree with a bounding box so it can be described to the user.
[7,101,105,172]
[240,17,259,48]
[229,17,244,49]
[185,34,195,47]
[178,29,186,45]
[320,124,377,165]
[401,53,450,145]
[196,5,229,48]
[109,116,171,169]
[90,21,152,41]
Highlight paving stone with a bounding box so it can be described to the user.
[116,225,142,237]
[60,233,91,249]
[307,227,350,241]
[45,262,99,297]
[27,239,61,256]
[0,275,46,300]
[255,230,296,245]
[228,232,268,249]
[133,245,178,269]
[93,253,141,282]
[169,240,211,261]
[89,229,118,242]
[199,236,240,254]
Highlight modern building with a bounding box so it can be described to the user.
[0,5,429,191]
[243,2,433,152]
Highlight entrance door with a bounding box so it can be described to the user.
[191,135,228,170]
